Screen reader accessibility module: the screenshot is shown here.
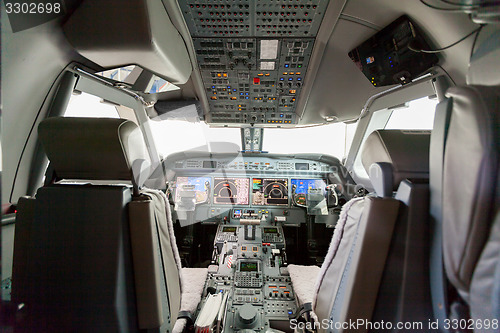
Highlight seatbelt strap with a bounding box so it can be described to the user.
[429,98,453,331]
[289,302,313,321]
[177,310,195,325]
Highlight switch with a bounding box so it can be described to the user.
[253,77,260,85]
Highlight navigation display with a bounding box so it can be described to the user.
[213,178,250,205]
[175,176,211,203]
[252,178,289,206]
[291,179,326,195]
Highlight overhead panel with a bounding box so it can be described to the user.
[179,0,329,125]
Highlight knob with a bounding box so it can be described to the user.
[238,304,257,325]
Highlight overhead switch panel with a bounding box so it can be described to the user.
[179,1,329,125]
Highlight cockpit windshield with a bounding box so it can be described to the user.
[149,119,357,160]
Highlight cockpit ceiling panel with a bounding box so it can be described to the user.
[178,1,328,38]
[178,0,329,126]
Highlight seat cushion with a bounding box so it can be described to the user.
[287,264,321,305]
[172,267,209,333]
[180,268,209,311]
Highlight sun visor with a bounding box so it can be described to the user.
[151,100,204,122]
[63,0,192,84]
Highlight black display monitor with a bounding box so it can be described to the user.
[348,15,438,87]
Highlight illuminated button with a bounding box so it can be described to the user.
[223,73,228,77]
[253,77,260,84]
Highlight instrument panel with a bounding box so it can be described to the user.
[175,176,321,208]
[166,153,353,226]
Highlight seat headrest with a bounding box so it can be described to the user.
[362,130,430,196]
[38,117,151,185]
[467,25,500,86]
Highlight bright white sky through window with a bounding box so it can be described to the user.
[149,119,357,161]
[65,92,120,118]
[64,92,436,162]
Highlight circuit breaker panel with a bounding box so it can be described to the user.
[178,0,329,125]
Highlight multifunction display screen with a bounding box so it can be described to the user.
[175,176,211,203]
[213,178,250,205]
[240,261,258,272]
[291,179,326,195]
[252,178,289,206]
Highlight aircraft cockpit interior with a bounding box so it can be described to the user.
[1,0,500,332]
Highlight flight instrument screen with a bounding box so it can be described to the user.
[175,176,211,203]
[291,179,326,195]
[213,177,250,205]
[252,178,289,206]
